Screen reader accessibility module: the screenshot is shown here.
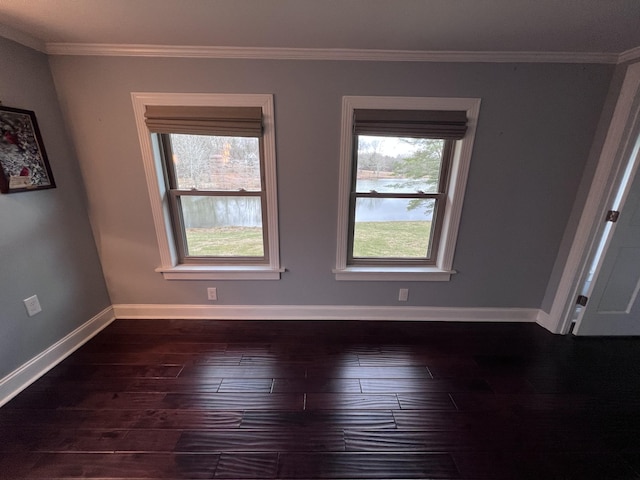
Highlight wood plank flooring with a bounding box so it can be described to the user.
[1,319,640,479]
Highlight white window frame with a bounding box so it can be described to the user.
[333,96,481,282]
[131,92,283,280]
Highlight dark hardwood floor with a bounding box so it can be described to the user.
[1,319,640,479]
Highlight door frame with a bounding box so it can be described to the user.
[546,62,640,334]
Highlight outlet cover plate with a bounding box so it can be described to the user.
[207,288,217,301]
[24,295,42,316]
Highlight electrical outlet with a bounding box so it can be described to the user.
[24,295,42,316]
[207,287,217,301]
[398,288,409,302]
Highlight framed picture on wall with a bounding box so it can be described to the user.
[0,105,55,193]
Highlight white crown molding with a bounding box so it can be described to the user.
[44,43,620,64]
[0,306,115,407]
[0,24,46,52]
[619,46,640,64]
[112,303,540,323]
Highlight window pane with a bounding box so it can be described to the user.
[355,135,445,194]
[180,196,264,257]
[353,197,435,258]
[170,134,261,191]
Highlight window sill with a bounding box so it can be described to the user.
[332,266,456,282]
[156,265,285,280]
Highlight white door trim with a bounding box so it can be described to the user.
[544,62,640,334]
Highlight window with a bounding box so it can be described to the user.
[334,97,481,281]
[132,93,282,280]
[150,107,268,264]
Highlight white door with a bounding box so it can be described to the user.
[574,140,640,335]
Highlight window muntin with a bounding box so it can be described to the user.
[348,132,455,265]
[159,133,269,264]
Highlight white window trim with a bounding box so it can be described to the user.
[131,92,283,280]
[333,96,481,281]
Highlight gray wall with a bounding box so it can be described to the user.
[0,37,111,379]
[48,56,614,309]
[541,63,628,313]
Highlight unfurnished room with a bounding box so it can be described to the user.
[1,1,640,478]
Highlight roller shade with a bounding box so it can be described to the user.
[353,109,467,139]
[145,105,263,137]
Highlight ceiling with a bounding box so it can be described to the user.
[0,0,639,57]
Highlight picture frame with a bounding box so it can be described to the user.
[0,105,55,193]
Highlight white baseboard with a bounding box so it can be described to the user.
[0,306,116,407]
[113,303,540,323]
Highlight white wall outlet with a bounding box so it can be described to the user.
[398,288,409,302]
[207,287,217,301]
[24,295,42,316]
